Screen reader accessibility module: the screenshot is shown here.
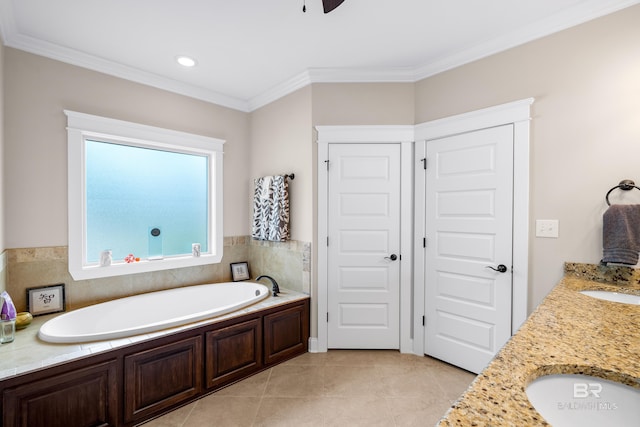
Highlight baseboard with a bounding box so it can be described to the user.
[308,337,320,352]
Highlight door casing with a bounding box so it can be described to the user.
[315,126,415,353]
[314,98,532,355]
[414,98,532,356]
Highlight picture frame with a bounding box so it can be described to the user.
[230,262,250,281]
[26,283,66,316]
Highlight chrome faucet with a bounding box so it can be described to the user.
[256,275,280,297]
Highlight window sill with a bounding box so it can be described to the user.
[69,254,223,281]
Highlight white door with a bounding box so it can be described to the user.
[424,124,514,374]
[327,143,401,349]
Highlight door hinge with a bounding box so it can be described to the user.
[423,237,426,248]
[422,316,425,326]
[327,312,329,322]
[324,159,330,171]
[327,236,329,246]
[421,158,427,170]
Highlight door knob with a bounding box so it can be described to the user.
[385,254,398,261]
[486,264,507,273]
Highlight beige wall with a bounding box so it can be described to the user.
[4,48,251,248]
[249,82,414,238]
[248,87,314,296]
[415,5,640,310]
[2,4,639,332]
[249,86,313,242]
[312,82,415,125]
[0,42,6,293]
[248,81,416,338]
[2,48,255,310]
[3,48,314,312]
[0,42,4,252]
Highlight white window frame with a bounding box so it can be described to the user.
[65,110,224,280]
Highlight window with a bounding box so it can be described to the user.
[66,110,224,280]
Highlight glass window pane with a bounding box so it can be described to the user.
[85,140,209,263]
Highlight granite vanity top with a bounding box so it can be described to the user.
[0,288,309,381]
[438,263,640,426]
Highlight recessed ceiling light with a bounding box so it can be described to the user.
[176,55,197,67]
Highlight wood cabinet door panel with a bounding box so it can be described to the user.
[2,360,118,427]
[124,336,202,423]
[206,318,262,389]
[263,302,309,365]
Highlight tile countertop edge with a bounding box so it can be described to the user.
[437,262,640,426]
[0,289,310,381]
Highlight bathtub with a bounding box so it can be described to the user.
[38,281,270,343]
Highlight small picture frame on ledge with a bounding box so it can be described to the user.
[230,262,250,281]
[26,283,66,316]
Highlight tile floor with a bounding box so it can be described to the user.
[145,350,476,427]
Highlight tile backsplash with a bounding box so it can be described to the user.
[4,236,310,312]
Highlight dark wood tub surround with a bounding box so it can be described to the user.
[0,298,310,427]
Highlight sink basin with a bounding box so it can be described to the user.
[579,290,640,305]
[526,374,640,426]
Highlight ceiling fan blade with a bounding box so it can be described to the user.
[323,0,345,13]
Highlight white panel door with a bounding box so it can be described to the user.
[328,143,400,349]
[425,124,514,373]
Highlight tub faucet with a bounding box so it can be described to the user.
[256,275,280,297]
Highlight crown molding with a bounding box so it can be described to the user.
[4,33,249,111]
[1,0,638,112]
[0,0,16,45]
[0,1,249,112]
[246,67,417,111]
[246,70,314,112]
[413,0,640,80]
[306,67,417,83]
[250,0,640,110]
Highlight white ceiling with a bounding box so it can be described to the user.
[0,0,638,111]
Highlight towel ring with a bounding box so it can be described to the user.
[605,179,640,206]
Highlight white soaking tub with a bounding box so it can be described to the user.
[38,281,269,343]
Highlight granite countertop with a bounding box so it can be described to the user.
[0,288,309,381]
[438,263,640,426]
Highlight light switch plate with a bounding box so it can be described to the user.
[536,219,559,238]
